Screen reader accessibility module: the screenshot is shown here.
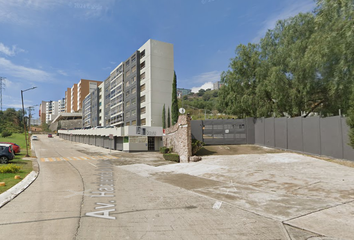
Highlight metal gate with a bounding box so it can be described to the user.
[191,118,255,145]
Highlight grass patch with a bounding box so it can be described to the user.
[0,132,27,150]
[0,152,33,194]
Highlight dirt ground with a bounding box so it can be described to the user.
[196,144,282,156]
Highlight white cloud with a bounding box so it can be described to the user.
[0,43,25,56]
[191,82,214,93]
[57,70,68,76]
[184,70,221,93]
[0,57,52,82]
[252,0,316,43]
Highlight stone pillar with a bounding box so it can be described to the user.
[163,114,192,163]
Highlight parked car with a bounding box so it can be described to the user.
[0,142,20,154]
[31,135,38,140]
[48,134,53,138]
[0,143,15,164]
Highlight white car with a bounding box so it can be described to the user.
[31,135,38,140]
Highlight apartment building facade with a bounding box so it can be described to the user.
[58,98,66,113]
[83,39,173,129]
[73,39,174,152]
[65,88,72,113]
[39,101,47,125]
[71,84,78,113]
[45,100,59,123]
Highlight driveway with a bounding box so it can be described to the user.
[117,151,354,239]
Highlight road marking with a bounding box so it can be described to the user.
[87,162,97,167]
[40,156,119,162]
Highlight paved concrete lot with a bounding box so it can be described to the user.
[1,137,353,239]
[118,152,354,240]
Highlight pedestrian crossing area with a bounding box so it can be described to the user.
[40,155,119,162]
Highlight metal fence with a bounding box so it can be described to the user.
[191,118,255,145]
[255,116,354,161]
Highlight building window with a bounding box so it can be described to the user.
[126,101,130,107]
[126,122,130,126]
[140,95,145,104]
[125,81,130,88]
[140,61,145,70]
[132,120,137,126]
[126,69,131,77]
[140,50,145,59]
[141,118,146,125]
[131,87,136,94]
[140,107,146,114]
[131,65,136,73]
[125,60,130,67]
[140,72,145,80]
[132,109,136,116]
[131,98,136,105]
[131,54,136,62]
[140,84,145,92]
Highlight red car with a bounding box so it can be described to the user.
[0,142,20,154]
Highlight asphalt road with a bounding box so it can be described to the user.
[0,135,353,239]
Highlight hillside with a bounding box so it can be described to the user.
[178,89,236,120]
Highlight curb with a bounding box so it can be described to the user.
[0,170,38,208]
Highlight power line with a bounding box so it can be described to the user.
[0,77,5,112]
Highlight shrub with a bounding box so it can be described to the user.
[160,147,173,154]
[1,130,12,138]
[160,147,168,153]
[192,139,205,155]
[0,164,22,173]
[163,153,180,162]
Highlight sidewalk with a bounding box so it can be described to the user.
[0,157,38,208]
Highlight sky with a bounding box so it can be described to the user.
[0,0,316,118]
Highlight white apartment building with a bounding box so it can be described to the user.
[58,98,66,113]
[138,39,174,127]
[45,101,59,124]
[76,39,174,152]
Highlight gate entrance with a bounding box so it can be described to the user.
[148,137,155,151]
[191,118,255,145]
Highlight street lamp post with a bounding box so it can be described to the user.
[21,87,37,157]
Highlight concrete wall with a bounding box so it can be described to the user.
[255,116,354,161]
[163,115,192,163]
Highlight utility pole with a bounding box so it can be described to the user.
[0,77,5,111]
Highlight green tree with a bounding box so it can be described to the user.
[162,104,166,129]
[219,1,354,119]
[197,89,206,96]
[167,107,171,128]
[218,43,261,117]
[171,71,179,125]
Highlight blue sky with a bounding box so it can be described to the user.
[0,0,316,118]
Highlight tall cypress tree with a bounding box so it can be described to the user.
[171,71,179,124]
[162,104,166,129]
[167,107,171,128]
